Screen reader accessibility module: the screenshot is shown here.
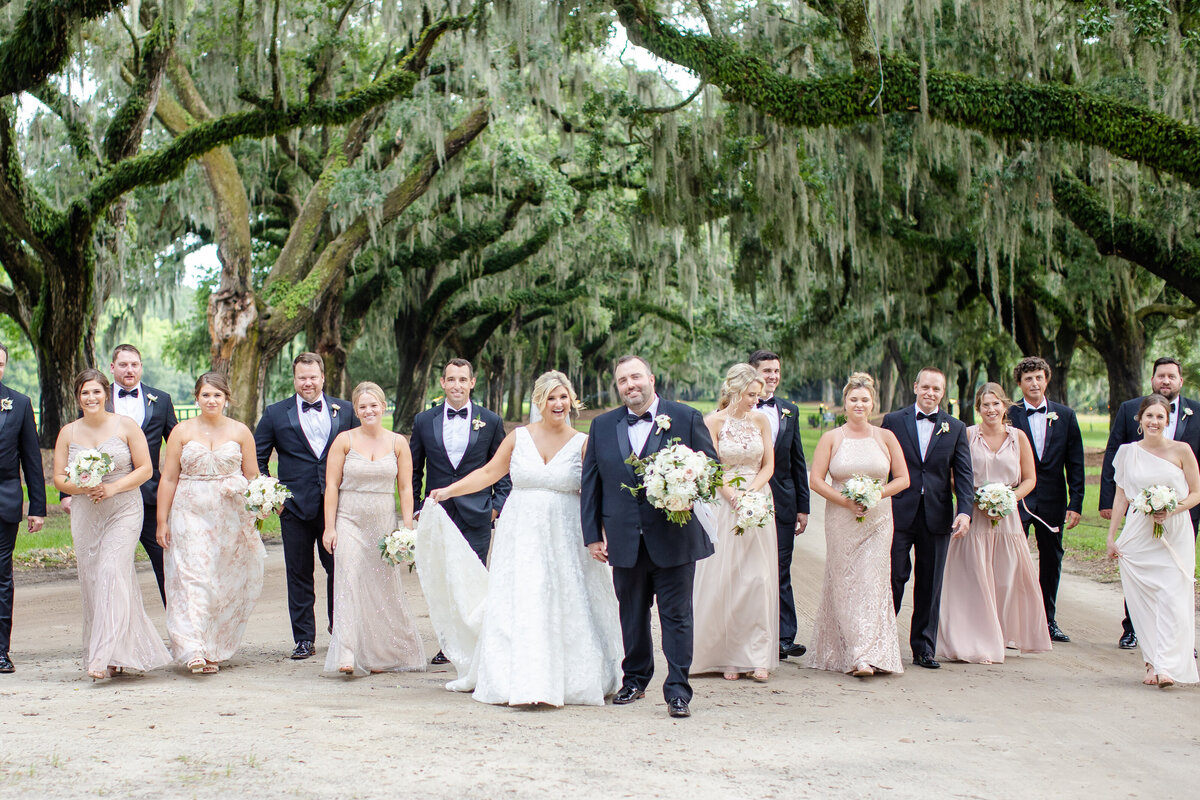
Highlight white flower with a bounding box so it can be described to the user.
[841,474,884,522]
[1186,407,1194,417]
[330,404,339,418]
[380,526,417,568]
[146,393,158,404]
[654,414,671,433]
[1046,411,1058,425]
[938,422,950,435]
[780,408,792,418]
[66,449,114,488]
[472,417,486,430]
[975,482,1017,526]
[0,398,10,412]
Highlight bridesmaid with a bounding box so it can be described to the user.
[321,382,425,675]
[52,369,170,680]
[938,383,1047,663]
[1107,394,1200,687]
[805,373,909,677]
[691,363,778,682]
[156,372,265,674]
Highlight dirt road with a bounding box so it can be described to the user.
[1,496,1197,799]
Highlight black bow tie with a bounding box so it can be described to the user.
[626,411,653,426]
[447,406,469,419]
[301,399,323,413]
[756,397,776,408]
[118,387,139,398]
[1028,405,1047,415]
[1170,402,1177,414]
[916,411,937,421]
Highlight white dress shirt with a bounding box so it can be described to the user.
[627,396,661,455]
[443,401,472,469]
[914,404,935,460]
[1024,400,1049,459]
[760,396,780,443]
[1166,400,1180,441]
[113,382,146,427]
[297,393,332,455]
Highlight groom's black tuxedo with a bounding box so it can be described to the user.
[255,394,359,644]
[0,382,45,657]
[881,405,973,660]
[581,398,717,703]
[1008,400,1085,624]
[410,402,510,564]
[134,383,176,604]
[764,397,810,648]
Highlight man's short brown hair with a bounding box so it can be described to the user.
[292,352,325,374]
[1013,356,1052,384]
[111,343,142,362]
[443,358,473,378]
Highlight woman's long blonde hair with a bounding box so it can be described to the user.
[716,363,766,411]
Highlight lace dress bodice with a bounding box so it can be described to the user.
[828,435,891,488]
[341,449,398,494]
[69,436,132,483]
[509,428,585,493]
[718,415,766,481]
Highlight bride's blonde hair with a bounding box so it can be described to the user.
[531,371,584,418]
[716,363,766,411]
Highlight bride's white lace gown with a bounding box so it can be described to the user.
[420,428,622,706]
[165,441,265,665]
[1113,444,1198,684]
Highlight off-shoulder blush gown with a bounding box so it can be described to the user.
[325,447,425,675]
[165,441,265,666]
[69,437,170,675]
[691,415,779,674]
[806,433,903,674]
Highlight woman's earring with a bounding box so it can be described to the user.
[1137,424,1143,436]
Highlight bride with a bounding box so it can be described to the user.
[426,371,622,706]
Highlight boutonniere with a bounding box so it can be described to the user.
[0,398,11,412]
[146,393,158,404]
[781,408,792,418]
[1045,411,1058,425]
[1185,407,1194,418]
[330,404,339,418]
[937,422,950,435]
[472,417,486,431]
[654,414,671,433]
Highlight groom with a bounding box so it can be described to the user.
[581,355,718,718]
[255,353,358,660]
[881,366,973,670]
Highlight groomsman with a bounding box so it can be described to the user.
[63,344,176,604]
[0,344,46,674]
[1008,357,1085,643]
[1099,356,1200,649]
[255,353,359,659]
[749,349,811,660]
[581,355,718,718]
[410,358,510,664]
[882,367,973,669]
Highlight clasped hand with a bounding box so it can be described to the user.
[85,483,112,503]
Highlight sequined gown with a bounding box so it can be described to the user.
[69,437,170,674]
[165,441,265,665]
[806,433,903,674]
[691,414,779,674]
[325,447,426,675]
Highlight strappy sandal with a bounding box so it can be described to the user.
[338,665,354,675]
[723,672,740,681]
[1143,664,1158,686]
[1157,674,1175,689]
[87,669,109,681]
[187,658,206,674]
[851,663,874,678]
[200,661,220,674]
[751,668,770,682]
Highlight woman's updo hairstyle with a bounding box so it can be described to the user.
[531,371,584,418]
[716,363,766,411]
[74,368,112,407]
[1137,393,1173,421]
[841,372,878,408]
[194,371,233,404]
[352,381,388,408]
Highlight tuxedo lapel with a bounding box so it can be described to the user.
[319,397,343,460]
[286,398,320,459]
[616,413,638,483]
[640,413,667,457]
[431,405,451,467]
[0,384,11,437]
[465,408,483,459]
[901,407,921,462]
[1012,407,1040,464]
[1174,398,1193,441]
[140,387,154,433]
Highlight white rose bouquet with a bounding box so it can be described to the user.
[1131,485,1178,538]
[733,491,774,535]
[975,483,1018,527]
[380,526,417,570]
[841,474,884,522]
[625,440,724,525]
[66,449,114,489]
[243,476,293,531]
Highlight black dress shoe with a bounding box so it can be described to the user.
[0,654,13,673]
[666,697,690,718]
[779,641,807,659]
[612,686,646,705]
[290,641,316,660]
[913,653,940,669]
[430,650,450,665]
[1048,621,1070,643]
[1118,631,1137,650]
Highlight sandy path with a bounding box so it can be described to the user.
[2,496,1198,799]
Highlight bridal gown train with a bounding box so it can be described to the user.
[1113,444,1198,684]
[421,428,622,706]
[69,437,170,674]
[165,441,265,666]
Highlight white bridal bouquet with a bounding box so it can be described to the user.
[841,474,884,522]
[733,491,774,535]
[380,526,417,570]
[625,440,725,525]
[66,449,113,489]
[243,476,293,531]
[975,483,1018,527]
[1131,485,1178,538]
